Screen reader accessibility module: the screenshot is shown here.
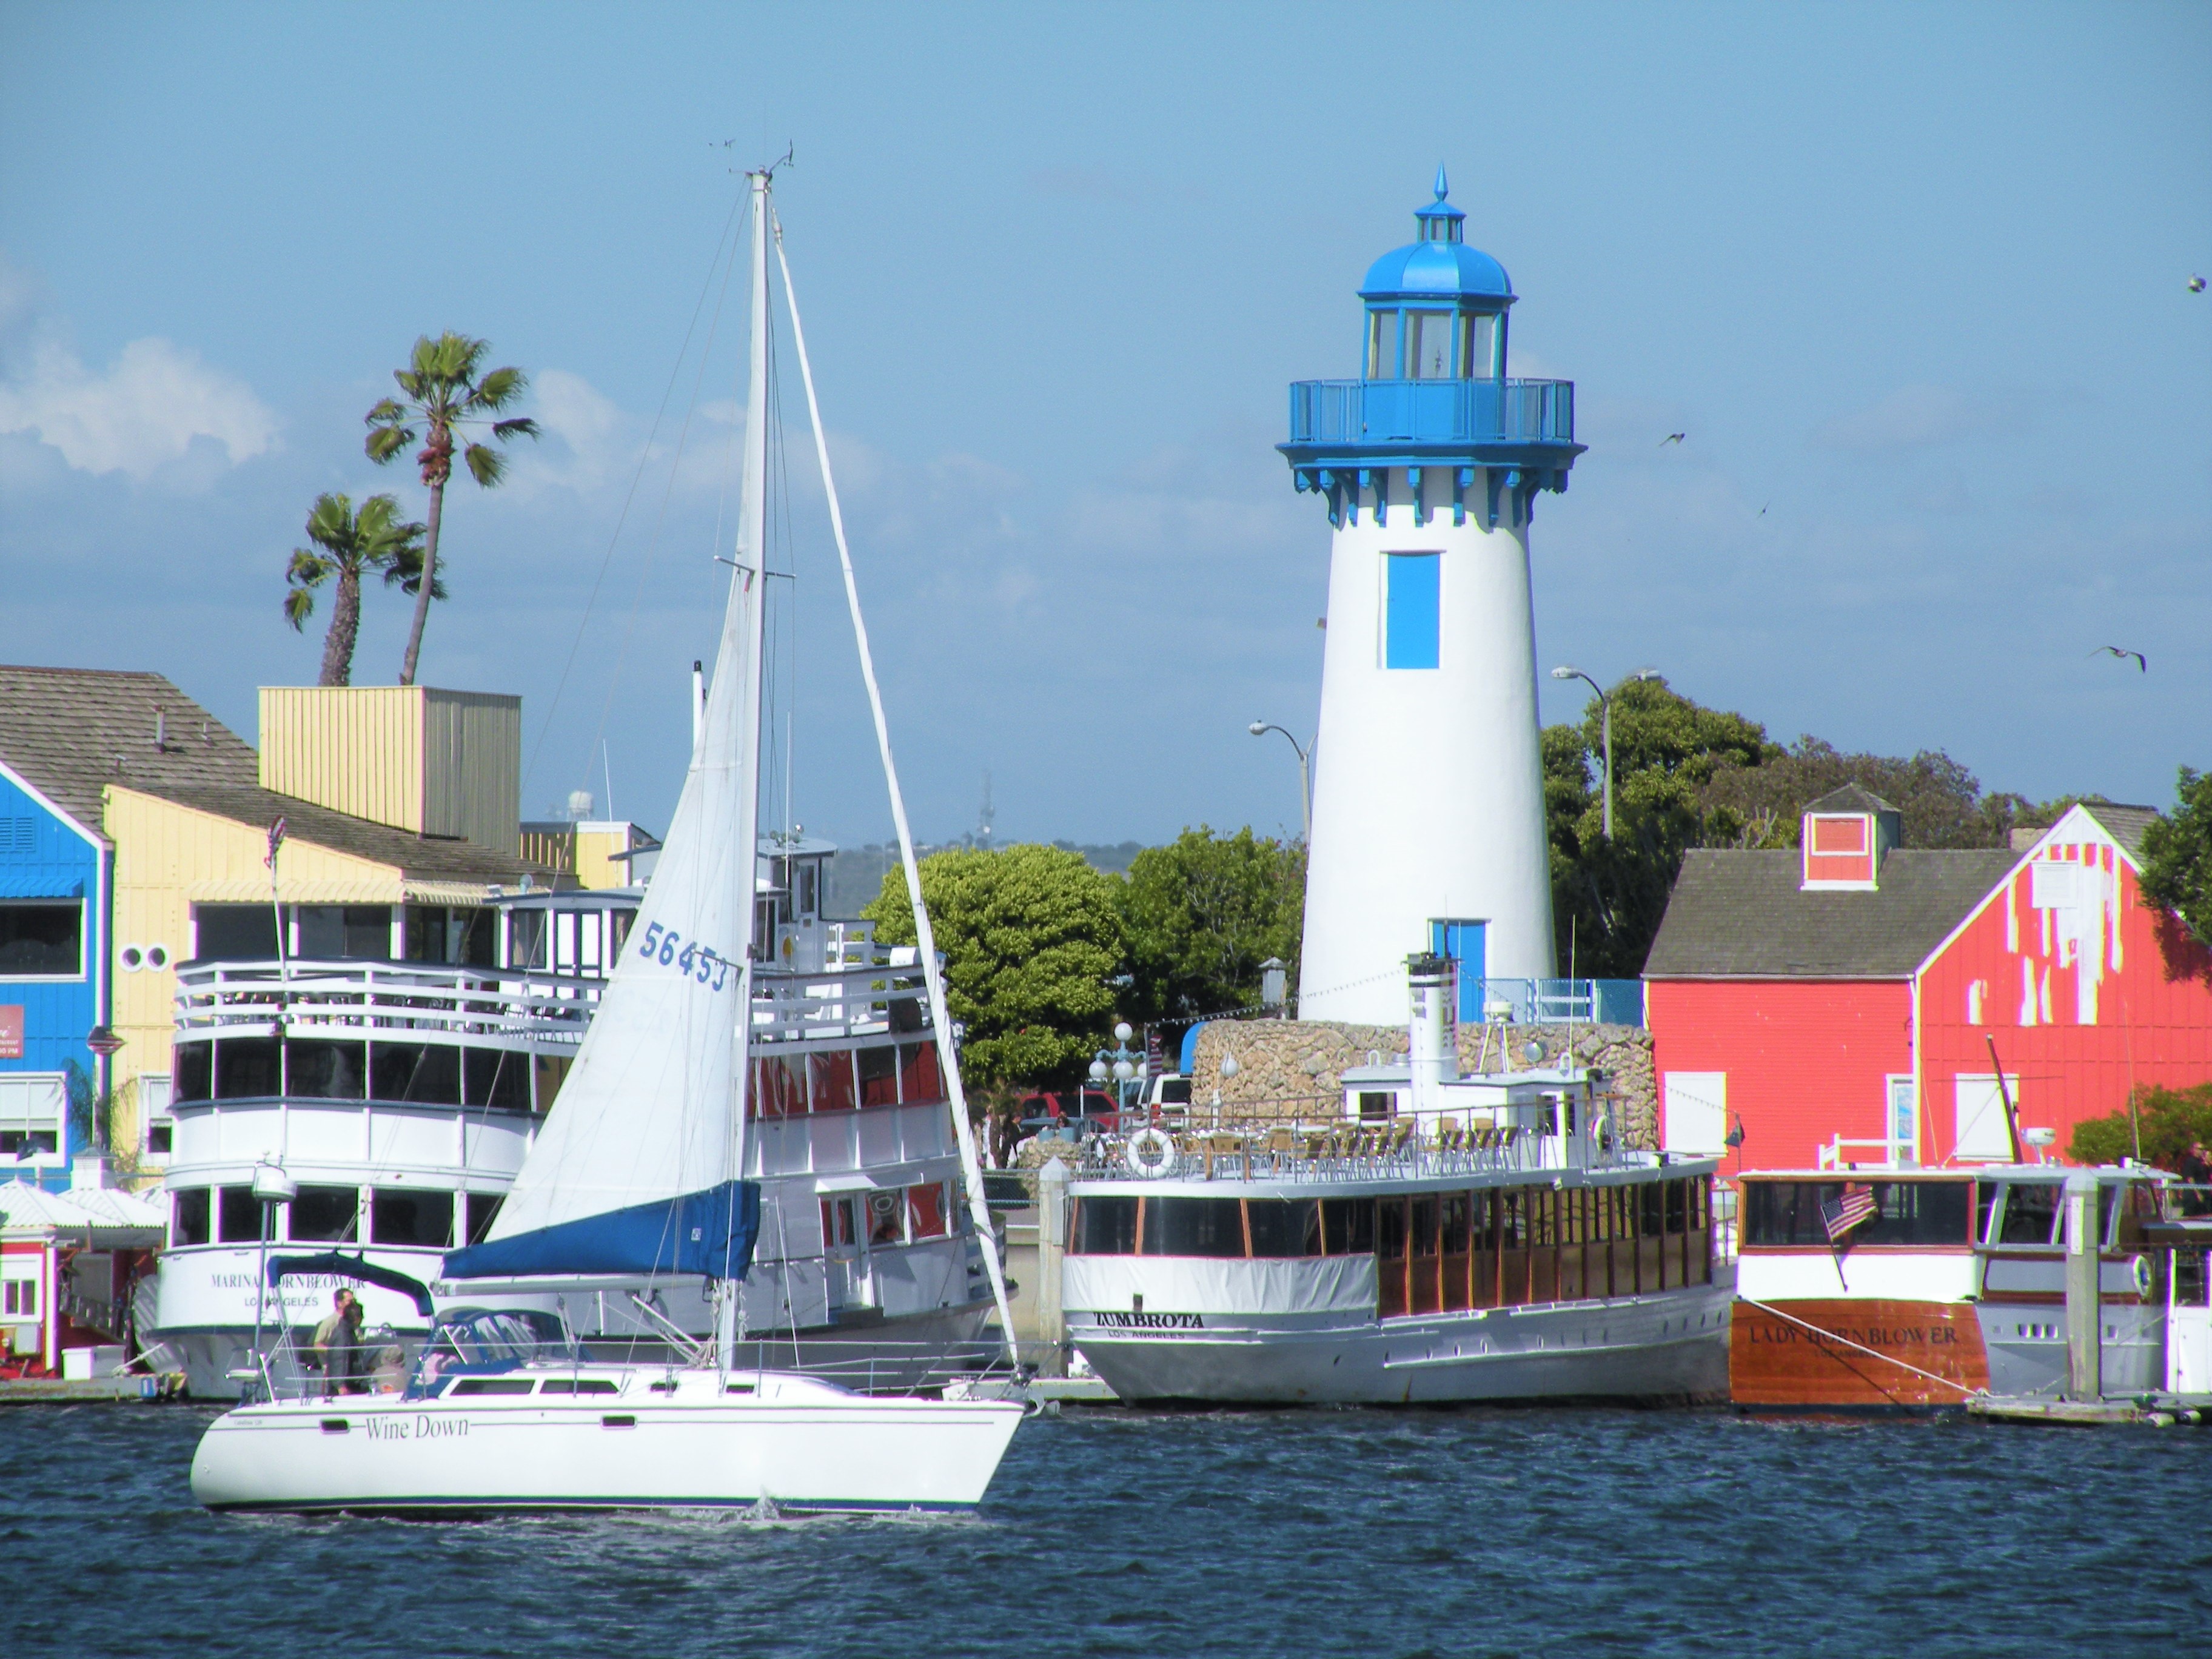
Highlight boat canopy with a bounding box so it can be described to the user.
[441,1179,760,1281]
[266,1251,437,1316]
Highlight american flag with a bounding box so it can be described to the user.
[1822,1182,1879,1243]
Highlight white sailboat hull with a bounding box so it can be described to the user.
[190,1375,1026,1515]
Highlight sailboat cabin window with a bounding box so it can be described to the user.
[1993,1182,2062,1247]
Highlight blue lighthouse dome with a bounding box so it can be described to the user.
[1359,167,1513,304]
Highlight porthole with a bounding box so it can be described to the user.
[120,945,144,972]
[146,944,169,970]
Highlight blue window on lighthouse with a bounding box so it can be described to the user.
[1384,553,1441,669]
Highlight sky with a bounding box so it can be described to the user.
[2,1,2207,849]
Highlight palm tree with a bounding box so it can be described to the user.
[283,492,430,686]
[364,333,538,686]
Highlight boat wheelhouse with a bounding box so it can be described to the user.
[150,885,635,1396]
[1060,956,1732,1404]
[463,833,997,1381]
[1730,1163,2179,1409]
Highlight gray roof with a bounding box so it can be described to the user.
[1804,782,1899,815]
[0,665,258,834]
[2079,803,2160,860]
[1645,847,2022,979]
[143,783,545,888]
[0,665,552,890]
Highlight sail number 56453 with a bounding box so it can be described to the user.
[635,922,736,990]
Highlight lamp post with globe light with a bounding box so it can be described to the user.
[1548,666,1659,841]
[1088,1021,1145,1121]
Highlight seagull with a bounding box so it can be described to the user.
[1757,501,1769,517]
[2191,275,2207,293]
[1660,433,1686,446]
[2091,645,2147,672]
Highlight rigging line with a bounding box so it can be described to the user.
[578,202,749,808]
[521,184,746,806]
[771,210,1022,1369]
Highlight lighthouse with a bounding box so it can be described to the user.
[1281,170,1583,1023]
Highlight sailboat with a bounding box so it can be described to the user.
[190,165,1027,1515]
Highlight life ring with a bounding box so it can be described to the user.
[1124,1126,1177,1179]
[2131,1255,2153,1298]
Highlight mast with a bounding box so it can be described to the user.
[715,166,774,1371]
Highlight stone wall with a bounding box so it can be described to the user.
[1187,1018,1657,1150]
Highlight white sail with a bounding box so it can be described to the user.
[456,177,771,1267]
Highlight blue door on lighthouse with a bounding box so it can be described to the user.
[1429,919,1486,1021]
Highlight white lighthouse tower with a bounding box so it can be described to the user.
[1282,170,1583,1023]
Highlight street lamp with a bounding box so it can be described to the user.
[1090,1021,1144,1118]
[1548,666,1660,841]
[1248,722,1313,846]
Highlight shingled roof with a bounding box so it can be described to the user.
[2079,803,2160,861]
[136,783,545,889]
[0,665,553,890]
[1644,848,2022,978]
[0,665,258,834]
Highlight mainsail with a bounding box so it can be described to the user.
[446,175,774,1284]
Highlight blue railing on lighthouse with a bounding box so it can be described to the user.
[1287,378,1576,447]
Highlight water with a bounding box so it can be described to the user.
[4,1403,2208,1658]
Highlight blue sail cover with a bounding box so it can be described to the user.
[267,1252,437,1316]
[441,1180,760,1282]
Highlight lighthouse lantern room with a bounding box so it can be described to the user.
[1282,170,1584,1023]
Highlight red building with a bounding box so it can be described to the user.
[1644,787,2212,1173]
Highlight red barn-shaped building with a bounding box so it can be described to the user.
[1645,788,2212,1173]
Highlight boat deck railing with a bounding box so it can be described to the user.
[1054,1114,1659,1186]
[175,954,940,1053]
[176,959,605,1049]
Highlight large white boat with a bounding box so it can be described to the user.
[148,887,628,1398]
[190,163,1025,1515]
[1061,956,1733,1404]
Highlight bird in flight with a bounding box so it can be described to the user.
[2191,275,2207,293]
[1757,501,1769,517]
[2090,645,2147,672]
[1660,433,1686,446]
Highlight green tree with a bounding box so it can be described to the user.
[863,844,1124,1088]
[2139,766,2212,948]
[281,492,431,686]
[1546,676,1774,977]
[1120,826,1304,1023]
[364,333,538,686]
[2066,1081,2212,1168]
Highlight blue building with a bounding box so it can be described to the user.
[0,747,107,1192]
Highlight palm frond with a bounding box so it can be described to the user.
[489,416,541,442]
[282,585,317,630]
[287,548,334,585]
[382,552,450,602]
[463,442,506,487]
[471,366,529,410]
[365,425,414,464]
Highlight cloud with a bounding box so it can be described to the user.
[0,330,278,482]
[1811,384,2029,453]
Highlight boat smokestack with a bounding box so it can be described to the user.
[1406,952,1458,1114]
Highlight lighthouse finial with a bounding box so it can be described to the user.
[1433,163,1449,202]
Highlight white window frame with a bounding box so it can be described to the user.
[139,1073,175,1163]
[0,899,87,982]
[1886,1074,1919,1167]
[1953,1073,2019,1163]
[1663,1071,1728,1158]
[0,1070,67,1168]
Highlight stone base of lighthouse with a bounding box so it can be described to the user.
[1299,471,1555,1024]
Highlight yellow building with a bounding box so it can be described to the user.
[0,671,675,1190]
